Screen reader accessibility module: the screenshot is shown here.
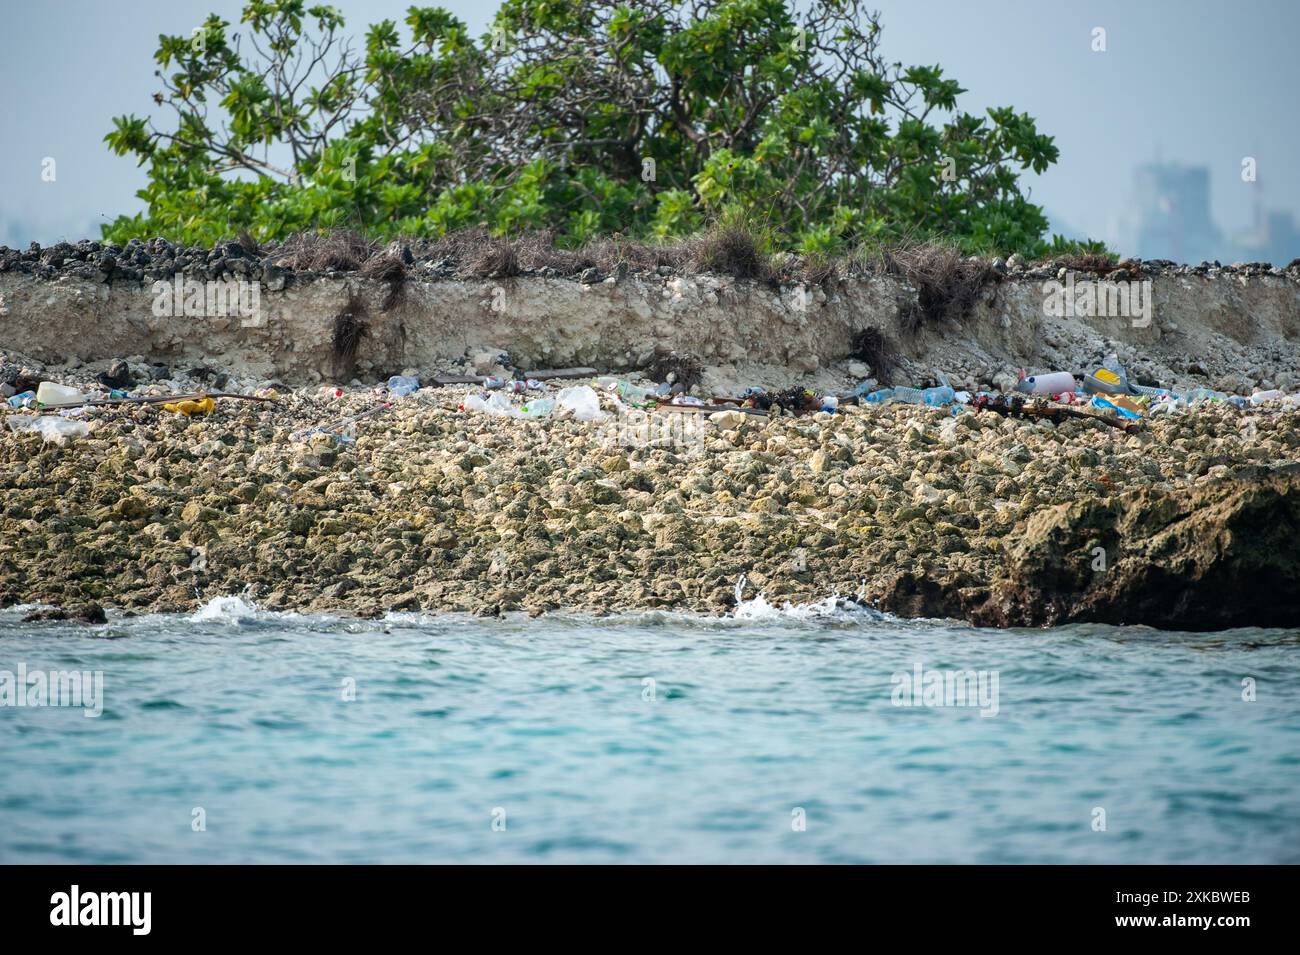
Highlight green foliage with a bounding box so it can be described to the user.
[103,0,1100,257]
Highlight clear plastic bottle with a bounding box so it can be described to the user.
[1250,389,1283,406]
[890,386,926,404]
[922,383,955,406]
[516,398,555,418]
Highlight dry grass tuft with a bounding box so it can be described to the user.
[877,242,998,335]
[685,223,769,281]
[644,349,704,391]
[849,326,897,385]
[277,230,375,272]
[359,241,412,281]
[330,302,366,381]
[1049,252,1119,274]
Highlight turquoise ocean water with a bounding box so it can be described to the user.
[1,596,1297,864]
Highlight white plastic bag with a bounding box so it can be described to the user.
[7,415,89,442]
[555,386,605,422]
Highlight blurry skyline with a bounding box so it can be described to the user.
[2,0,1298,260]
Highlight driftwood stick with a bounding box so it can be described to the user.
[44,391,279,411]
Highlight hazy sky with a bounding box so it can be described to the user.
[2,0,1297,253]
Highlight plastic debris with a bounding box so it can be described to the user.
[463,392,556,419]
[1015,371,1076,395]
[463,392,516,415]
[162,397,216,416]
[7,390,35,409]
[890,385,926,404]
[922,375,956,406]
[7,415,89,441]
[555,385,604,421]
[387,375,420,397]
[604,380,657,405]
[35,382,85,407]
[1091,395,1141,419]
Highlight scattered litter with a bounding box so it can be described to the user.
[291,403,391,442]
[7,415,88,442]
[162,397,216,416]
[522,367,598,381]
[923,375,956,406]
[1015,371,1076,395]
[7,390,35,409]
[596,378,659,406]
[485,377,544,393]
[35,382,85,407]
[1090,395,1141,420]
[974,393,1137,431]
[463,392,555,418]
[387,375,420,397]
[555,385,604,421]
[658,403,767,417]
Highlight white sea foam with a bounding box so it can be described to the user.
[191,595,260,623]
[731,575,885,622]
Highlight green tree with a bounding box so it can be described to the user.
[104,0,1074,256]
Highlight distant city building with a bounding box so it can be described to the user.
[1234,209,1300,267]
[1124,161,1300,266]
[1128,163,1224,263]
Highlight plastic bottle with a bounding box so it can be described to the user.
[890,385,926,404]
[1185,387,1226,405]
[922,383,955,406]
[387,375,420,397]
[1016,372,1076,395]
[516,398,555,418]
[464,392,514,415]
[1250,389,1283,406]
[863,388,894,404]
[35,382,85,407]
[1130,383,1169,397]
[820,395,839,413]
[613,381,655,404]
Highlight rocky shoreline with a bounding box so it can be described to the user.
[2,376,1297,630]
